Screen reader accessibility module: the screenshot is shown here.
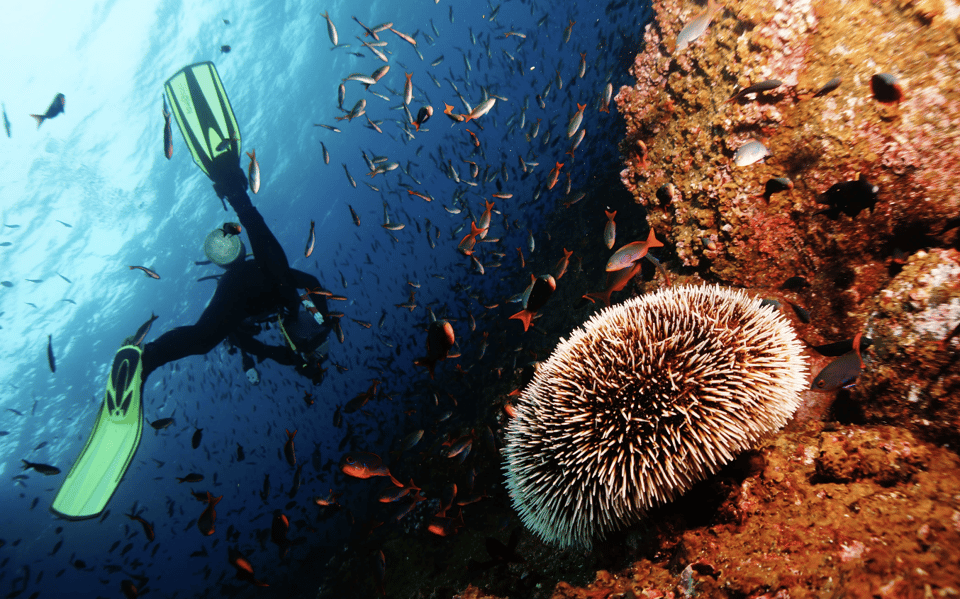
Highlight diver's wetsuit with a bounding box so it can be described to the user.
[141,155,330,382]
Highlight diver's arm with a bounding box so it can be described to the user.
[209,155,300,314]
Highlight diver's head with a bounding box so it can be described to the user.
[204,223,245,268]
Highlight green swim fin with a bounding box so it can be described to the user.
[51,345,144,520]
[163,61,241,180]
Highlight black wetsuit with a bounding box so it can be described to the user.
[141,155,330,382]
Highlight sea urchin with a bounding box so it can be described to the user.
[503,285,808,548]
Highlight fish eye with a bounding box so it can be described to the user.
[345,456,354,464]
[816,379,826,388]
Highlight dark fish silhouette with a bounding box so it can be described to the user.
[30,93,65,128]
[2,103,10,137]
[46,335,56,373]
[192,428,203,449]
[21,459,60,475]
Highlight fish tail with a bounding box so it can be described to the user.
[388,472,404,488]
[30,114,45,128]
[413,358,436,379]
[21,459,31,470]
[583,291,612,308]
[509,310,533,332]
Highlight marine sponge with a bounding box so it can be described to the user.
[503,285,808,548]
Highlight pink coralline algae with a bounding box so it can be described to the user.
[615,0,960,339]
[853,248,960,447]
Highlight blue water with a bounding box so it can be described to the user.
[0,0,652,596]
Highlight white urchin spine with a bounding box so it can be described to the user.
[503,285,808,549]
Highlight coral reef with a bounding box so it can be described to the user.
[616,0,960,335]
[853,248,960,447]
[546,424,960,599]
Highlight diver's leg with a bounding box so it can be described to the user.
[141,272,249,380]
[232,332,302,367]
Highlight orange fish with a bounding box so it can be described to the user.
[567,102,587,138]
[436,482,458,518]
[395,289,417,311]
[271,512,291,558]
[344,380,379,413]
[443,103,464,123]
[600,82,613,113]
[246,149,260,194]
[547,161,563,190]
[126,512,155,542]
[465,128,480,147]
[403,72,414,105]
[583,260,643,307]
[283,429,297,466]
[340,451,403,487]
[304,220,315,258]
[553,248,573,280]
[427,511,464,537]
[229,549,269,587]
[413,105,433,131]
[407,189,433,202]
[120,580,138,599]
[313,488,343,507]
[457,221,484,256]
[606,228,664,271]
[197,492,222,536]
[379,479,421,503]
[128,265,160,279]
[604,210,617,249]
[509,274,557,332]
[477,200,494,239]
[414,320,455,379]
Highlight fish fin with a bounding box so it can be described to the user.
[413,358,436,379]
[583,291,612,308]
[509,310,533,331]
[646,227,664,249]
[30,114,44,128]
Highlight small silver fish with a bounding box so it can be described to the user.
[675,0,721,52]
[732,139,769,166]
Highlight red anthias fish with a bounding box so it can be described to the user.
[606,228,663,271]
[583,261,643,308]
[197,492,222,536]
[414,320,455,379]
[284,429,297,466]
[340,452,403,487]
[271,512,291,558]
[509,274,556,332]
[125,513,155,542]
[229,548,269,587]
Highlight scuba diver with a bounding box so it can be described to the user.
[51,62,331,520]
